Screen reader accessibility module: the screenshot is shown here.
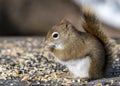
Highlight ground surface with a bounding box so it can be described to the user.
[0,37,120,86]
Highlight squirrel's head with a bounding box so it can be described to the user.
[44,19,75,51]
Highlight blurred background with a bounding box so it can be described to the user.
[0,0,120,38]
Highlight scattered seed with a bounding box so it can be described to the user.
[0,38,119,85]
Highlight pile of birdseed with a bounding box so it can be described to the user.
[0,37,119,86]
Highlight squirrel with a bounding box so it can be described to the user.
[42,7,115,79]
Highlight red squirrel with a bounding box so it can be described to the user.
[42,8,114,79]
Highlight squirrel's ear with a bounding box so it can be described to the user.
[60,18,72,30]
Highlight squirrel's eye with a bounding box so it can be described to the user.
[52,32,59,39]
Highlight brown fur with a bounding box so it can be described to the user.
[42,6,115,79]
[44,18,106,79]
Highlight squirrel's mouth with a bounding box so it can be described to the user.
[43,41,64,53]
[42,42,55,52]
[40,43,55,58]
[49,42,65,50]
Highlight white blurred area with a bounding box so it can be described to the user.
[73,0,120,29]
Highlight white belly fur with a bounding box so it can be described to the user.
[55,56,91,78]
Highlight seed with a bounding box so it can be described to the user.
[21,76,29,83]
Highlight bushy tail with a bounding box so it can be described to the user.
[82,7,110,45]
[82,7,117,77]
